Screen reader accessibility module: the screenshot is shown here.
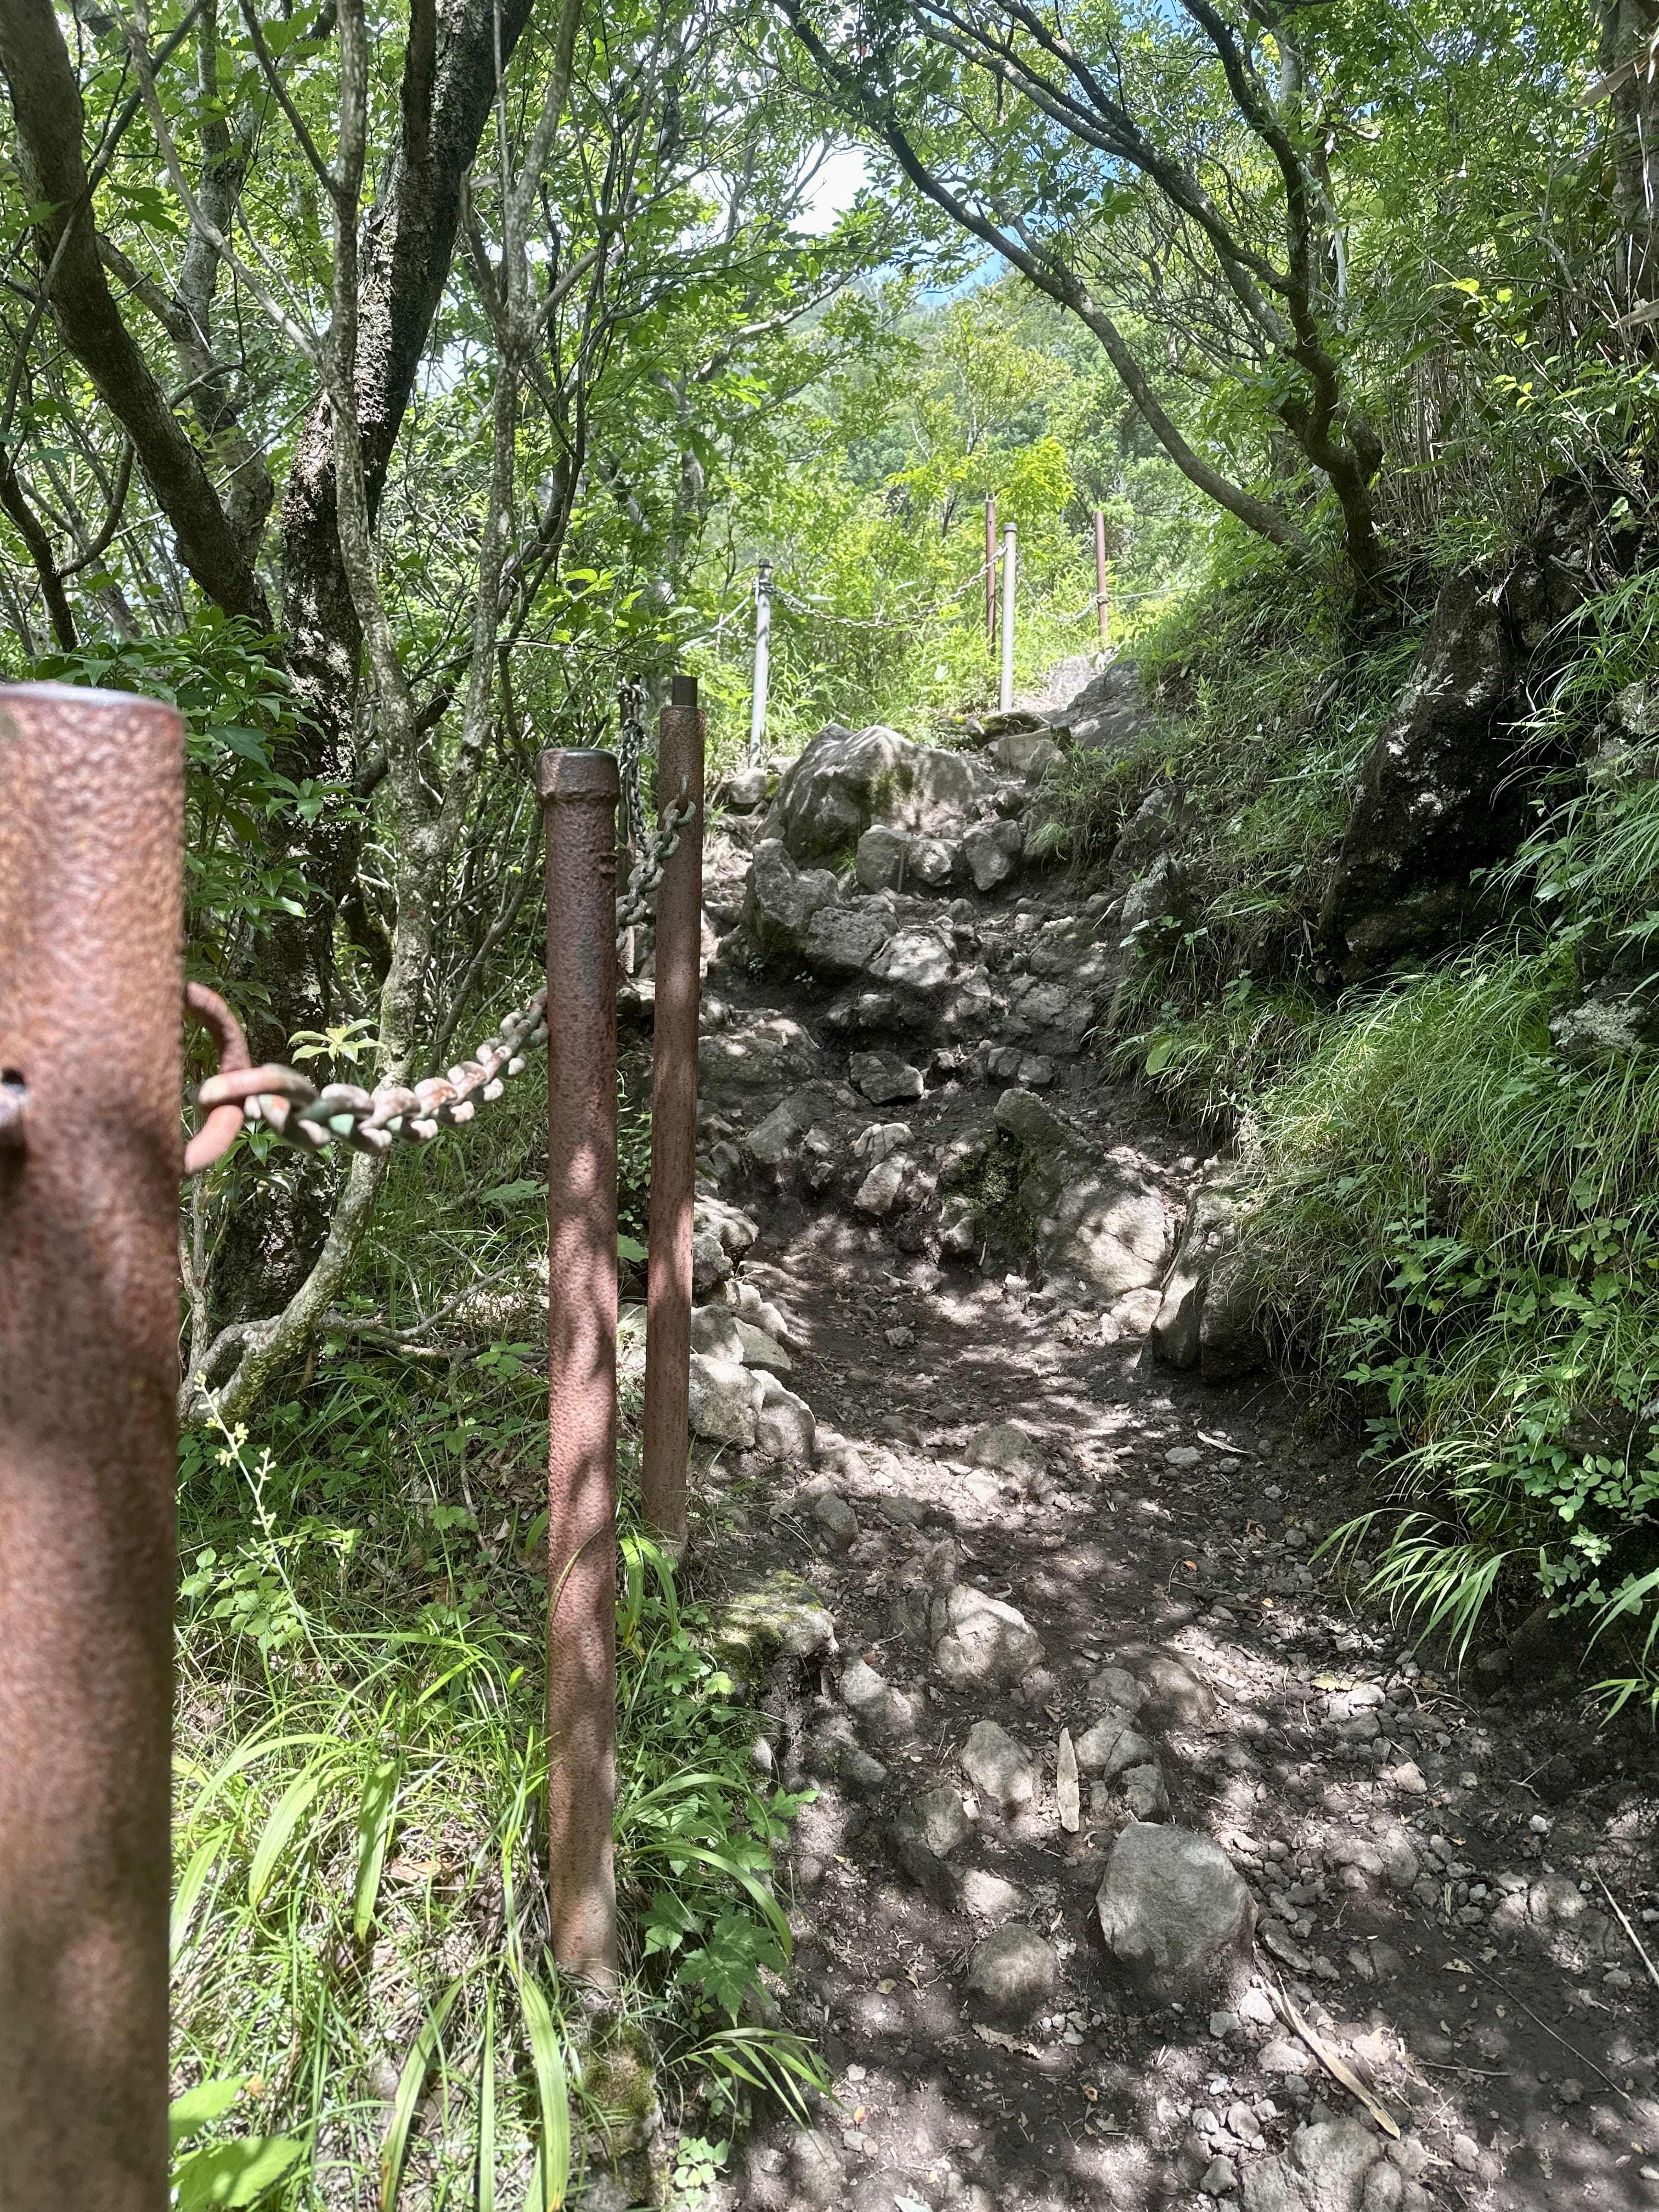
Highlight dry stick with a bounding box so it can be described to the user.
[1593,1869,1659,1993]
[1459,1953,1632,2104]
[1265,1977,1401,2139]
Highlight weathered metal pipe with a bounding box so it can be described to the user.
[641,675,705,1553]
[985,496,997,651]
[539,746,620,1983]
[0,681,183,2212]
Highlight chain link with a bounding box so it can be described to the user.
[192,783,698,1166]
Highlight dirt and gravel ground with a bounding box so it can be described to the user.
[661,853,1659,2212]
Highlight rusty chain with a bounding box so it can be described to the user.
[616,678,648,853]
[186,787,698,1177]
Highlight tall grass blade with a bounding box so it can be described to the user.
[477,1986,496,2212]
[248,1766,327,1910]
[377,1976,463,2212]
[171,1830,227,1960]
[512,1966,571,2211]
[354,1756,400,1942]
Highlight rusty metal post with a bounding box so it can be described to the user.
[0,682,183,2212]
[985,496,997,651]
[641,675,705,1553]
[1094,509,1110,649]
[539,747,620,1983]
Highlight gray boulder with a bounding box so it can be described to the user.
[755,1374,815,1461]
[961,819,1023,891]
[1134,1651,1216,1726]
[1095,1822,1254,1997]
[908,837,956,887]
[741,839,839,956]
[1122,1762,1171,1820]
[720,764,770,812]
[899,1783,972,1859]
[1064,663,1147,758]
[855,822,911,891]
[1152,1177,1267,1381]
[989,728,1065,782]
[853,1152,910,1217]
[733,1318,791,1372]
[770,724,986,860]
[965,1925,1058,2024]
[687,1355,760,1447]
[994,1088,1173,1297]
[841,1657,921,1740]
[1242,2119,1429,2212]
[689,1307,745,1364]
[803,902,894,978]
[868,927,954,994]
[690,1231,732,1295]
[698,1012,821,1104]
[850,1050,925,1104]
[745,1083,840,1170]
[930,1584,1045,1691]
[966,1419,1042,1476]
[962,1719,1036,1810]
[811,1488,858,1551]
[1074,1709,1156,1779]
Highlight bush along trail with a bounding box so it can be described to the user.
[640,660,1659,2212]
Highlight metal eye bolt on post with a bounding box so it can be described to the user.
[998,519,1018,712]
[539,746,622,1983]
[641,676,706,1553]
[0,683,184,2212]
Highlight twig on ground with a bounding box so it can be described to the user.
[1593,1869,1659,1993]
[1460,1955,1631,2103]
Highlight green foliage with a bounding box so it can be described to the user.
[171,1347,821,2207]
[1236,954,1659,1689]
[690,281,1207,758]
[29,616,330,981]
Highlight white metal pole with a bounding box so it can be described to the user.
[998,522,1017,712]
[748,559,772,765]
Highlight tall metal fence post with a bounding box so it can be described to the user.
[641,676,705,1553]
[539,747,620,1983]
[1094,509,1110,650]
[747,561,772,767]
[985,497,997,651]
[0,682,183,2212]
[998,520,1018,712]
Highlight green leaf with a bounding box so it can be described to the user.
[174,2136,305,2208]
[169,2077,246,2150]
[513,1967,571,2210]
[1144,1032,1176,1075]
[353,1757,400,1942]
[249,1765,327,1909]
[617,1232,648,1262]
[378,1978,464,2212]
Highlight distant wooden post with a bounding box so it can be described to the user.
[1094,510,1109,650]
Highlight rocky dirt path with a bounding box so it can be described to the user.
[640,698,1659,2212]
